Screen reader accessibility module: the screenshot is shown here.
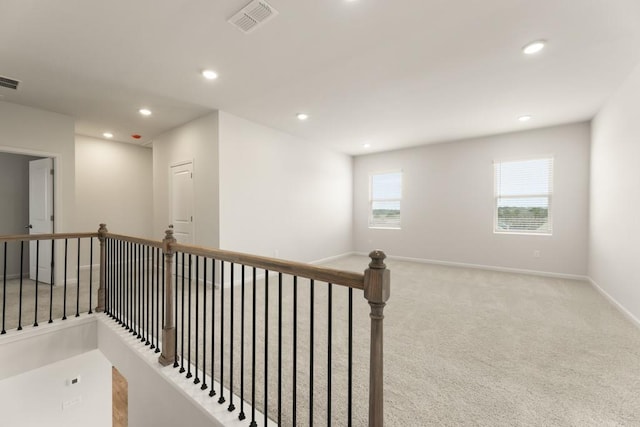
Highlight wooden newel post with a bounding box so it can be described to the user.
[96,223,108,313]
[159,226,177,366]
[364,250,390,427]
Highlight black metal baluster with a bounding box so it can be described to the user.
[150,248,155,350]
[250,266,257,427]
[109,239,113,315]
[119,241,124,323]
[264,270,269,427]
[141,246,145,341]
[159,246,164,353]
[63,239,68,320]
[194,255,200,384]
[228,262,235,412]
[239,265,246,420]
[209,258,216,397]
[122,240,126,325]
[187,254,193,379]
[142,245,145,339]
[146,246,151,345]
[276,272,283,425]
[328,283,333,426]
[125,242,129,328]
[117,240,122,323]
[310,279,315,426]
[293,275,298,426]
[34,240,40,327]
[105,239,110,315]
[131,243,135,332]
[180,252,186,373]
[88,238,93,314]
[49,239,54,323]
[121,242,125,326]
[138,244,142,338]
[1,242,6,334]
[174,253,179,368]
[201,257,208,390]
[348,287,353,427]
[127,242,131,328]
[219,261,225,404]
[112,239,116,316]
[156,247,161,353]
[200,257,208,390]
[75,238,81,317]
[17,242,24,330]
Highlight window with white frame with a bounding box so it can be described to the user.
[494,158,553,234]
[369,171,402,229]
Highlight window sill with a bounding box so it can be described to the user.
[494,231,552,236]
[369,226,401,230]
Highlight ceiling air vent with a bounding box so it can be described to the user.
[228,0,279,34]
[0,75,20,90]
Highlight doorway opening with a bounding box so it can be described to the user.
[0,152,54,282]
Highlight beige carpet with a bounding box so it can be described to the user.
[0,275,96,331]
[324,256,640,426]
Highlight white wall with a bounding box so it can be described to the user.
[75,135,153,238]
[97,317,227,427]
[152,112,219,247]
[218,111,353,262]
[590,62,640,324]
[0,349,111,427]
[354,122,590,276]
[0,101,75,233]
[0,317,98,381]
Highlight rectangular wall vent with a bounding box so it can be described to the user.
[0,75,20,90]
[228,0,279,34]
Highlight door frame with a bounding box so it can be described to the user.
[0,145,63,284]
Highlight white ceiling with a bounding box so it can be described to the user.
[1,0,639,155]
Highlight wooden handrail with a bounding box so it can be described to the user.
[0,232,98,242]
[1,231,364,289]
[172,242,365,290]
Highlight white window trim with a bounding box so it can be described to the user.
[369,170,402,230]
[493,157,553,236]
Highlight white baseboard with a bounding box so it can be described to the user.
[2,273,28,280]
[309,252,356,265]
[353,252,588,281]
[79,263,100,271]
[587,277,640,329]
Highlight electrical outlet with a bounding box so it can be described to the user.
[533,250,541,258]
[62,396,82,410]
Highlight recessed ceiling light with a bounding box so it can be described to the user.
[522,40,546,55]
[139,108,152,116]
[202,70,218,80]
[103,132,114,138]
[296,113,309,121]
[518,115,532,122]
[363,143,371,148]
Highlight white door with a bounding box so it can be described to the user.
[170,162,194,244]
[29,158,54,283]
